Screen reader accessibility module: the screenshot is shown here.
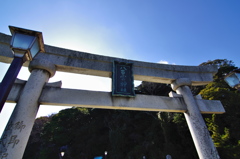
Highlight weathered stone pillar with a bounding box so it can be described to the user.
[171,78,220,159]
[0,59,56,159]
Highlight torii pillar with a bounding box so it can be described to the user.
[0,59,56,159]
[171,78,220,159]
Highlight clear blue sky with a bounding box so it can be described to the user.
[1,0,240,65]
[0,0,240,135]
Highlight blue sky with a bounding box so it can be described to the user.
[1,0,240,65]
[0,0,240,135]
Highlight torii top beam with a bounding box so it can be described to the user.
[0,32,217,86]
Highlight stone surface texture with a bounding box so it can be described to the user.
[6,83,225,114]
[0,59,55,159]
[172,78,220,159]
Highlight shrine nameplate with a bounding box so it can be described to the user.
[112,61,135,97]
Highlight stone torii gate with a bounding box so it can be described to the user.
[0,32,224,159]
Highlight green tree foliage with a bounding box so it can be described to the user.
[199,59,240,158]
[135,81,172,96]
[200,59,237,82]
[191,59,237,95]
[24,107,198,159]
[23,116,51,159]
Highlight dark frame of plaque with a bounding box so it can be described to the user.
[112,61,135,97]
